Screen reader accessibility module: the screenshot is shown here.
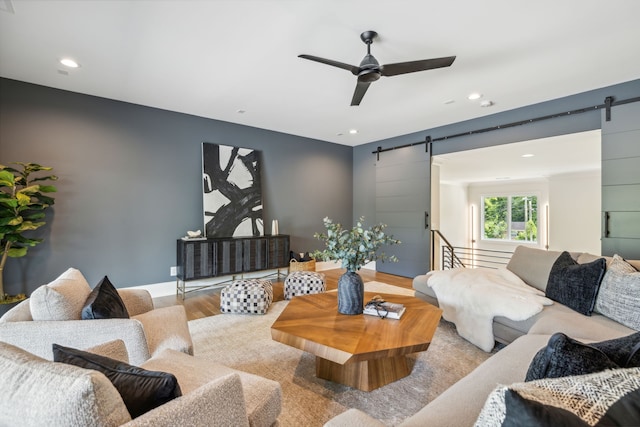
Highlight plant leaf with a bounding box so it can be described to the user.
[7,246,28,258]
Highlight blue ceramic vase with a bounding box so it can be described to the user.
[337,270,364,315]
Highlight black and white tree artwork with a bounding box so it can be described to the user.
[202,143,263,237]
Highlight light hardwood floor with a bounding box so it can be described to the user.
[153,269,414,321]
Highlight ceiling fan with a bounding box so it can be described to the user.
[299,30,456,106]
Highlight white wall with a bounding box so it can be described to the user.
[439,182,469,247]
[548,171,601,254]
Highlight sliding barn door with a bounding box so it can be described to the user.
[601,102,640,259]
[375,144,431,277]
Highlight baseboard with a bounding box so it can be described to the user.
[130,262,378,299]
[315,260,376,271]
[127,269,288,299]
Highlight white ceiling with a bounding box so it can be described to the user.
[435,130,601,184]
[1,0,639,146]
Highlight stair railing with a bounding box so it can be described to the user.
[431,230,514,270]
[431,230,465,270]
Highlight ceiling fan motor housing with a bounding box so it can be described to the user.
[358,54,381,82]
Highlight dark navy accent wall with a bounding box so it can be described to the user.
[0,78,353,293]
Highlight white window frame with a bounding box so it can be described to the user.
[481,193,539,243]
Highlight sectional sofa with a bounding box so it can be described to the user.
[326,246,640,426]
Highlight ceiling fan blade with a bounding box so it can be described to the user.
[380,56,456,77]
[298,54,359,75]
[351,80,371,106]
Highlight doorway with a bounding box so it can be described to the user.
[431,130,601,269]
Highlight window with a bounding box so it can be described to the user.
[482,195,538,242]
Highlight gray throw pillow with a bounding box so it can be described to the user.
[594,254,640,330]
[545,251,605,316]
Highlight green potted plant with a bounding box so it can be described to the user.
[313,216,400,314]
[0,162,57,306]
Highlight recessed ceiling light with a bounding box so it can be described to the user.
[60,58,79,68]
[480,100,494,107]
[349,129,358,134]
[521,153,535,158]
[467,93,482,100]
[444,99,455,105]
[236,109,246,114]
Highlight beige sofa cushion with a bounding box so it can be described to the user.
[0,298,32,322]
[0,341,131,426]
[401,334,552,427]
[30,267,92,321]
[85,339,130,363]
[142,349,281,427]
[506,246,565,292]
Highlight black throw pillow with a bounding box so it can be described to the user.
[502,389,590,427]
[82,276,130,320]
[526,333,619,381]
[590,332,640,368]
[53,344,182,418]
[545,251,606,315]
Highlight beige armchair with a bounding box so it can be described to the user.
[0,342,281,427]
[0,287,193,365]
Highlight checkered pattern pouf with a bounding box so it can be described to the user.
[220,279,274,314]
[284,271,326,300]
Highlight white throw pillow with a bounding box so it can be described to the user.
[29,268,92,321]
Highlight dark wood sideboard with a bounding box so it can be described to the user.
[176,235,290,299]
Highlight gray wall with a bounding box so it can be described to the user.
[0,78,353,293]
[355,79,640,262]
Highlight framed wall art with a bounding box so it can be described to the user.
[202,142,263,237]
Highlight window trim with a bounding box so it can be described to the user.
[480,193,539,243]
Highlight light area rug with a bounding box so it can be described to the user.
[188,283,494,426]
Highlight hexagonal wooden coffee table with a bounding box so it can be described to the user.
[270,291,442,391]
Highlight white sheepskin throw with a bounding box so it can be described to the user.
[427,268,553,352]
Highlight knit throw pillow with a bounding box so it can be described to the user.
[475,368,640,427]
[595,254,640,330]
